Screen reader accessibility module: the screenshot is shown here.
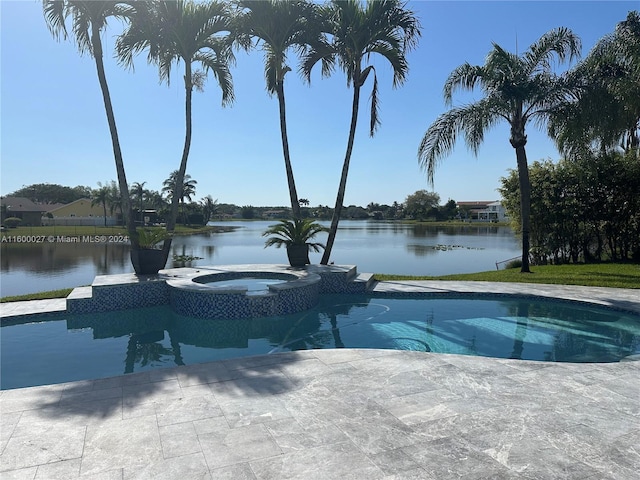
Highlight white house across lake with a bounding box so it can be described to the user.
[456,201,508,222]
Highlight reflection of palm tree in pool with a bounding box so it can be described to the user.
[124,331,184,374]
[509,302,529,360]
[329,315,344,349]
[169,332,185,367]
[272,300,369,351]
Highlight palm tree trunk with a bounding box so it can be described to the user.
[515,144,532,273]
[90,24,135,242]
[321,83,361,265]
[162,62,193,261]
[276,81,301,219]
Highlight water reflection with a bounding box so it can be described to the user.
[509,303,529,360]
[0,221,521,297]
[1,242,128,274]
[3,296,639,388]
[63,298,377,374]
[124,331,183,374]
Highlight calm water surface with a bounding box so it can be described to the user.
[2,295,638,389]
[0,221,520,297]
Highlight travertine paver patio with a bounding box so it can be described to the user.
[1,281,639,479]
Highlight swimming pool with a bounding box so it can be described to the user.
[2,294,639,389]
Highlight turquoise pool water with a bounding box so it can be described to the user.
[200,277,288,294]
[2,294,639,389]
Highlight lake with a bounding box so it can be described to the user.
[0,221,521,297]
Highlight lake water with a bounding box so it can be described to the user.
[0,221,521,297]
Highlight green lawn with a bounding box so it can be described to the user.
[0,288,75,303]
[374,263,640,289]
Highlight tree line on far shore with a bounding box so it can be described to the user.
[5,181,467,225]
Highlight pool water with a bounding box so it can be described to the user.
[2,294,639,389]
[202,277,287,294]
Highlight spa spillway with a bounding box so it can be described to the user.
[167,266,321,319]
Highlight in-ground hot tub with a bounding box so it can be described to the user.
[193,271,296,295]
[167,266,321,319]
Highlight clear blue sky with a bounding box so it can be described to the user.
[1,1,636,207]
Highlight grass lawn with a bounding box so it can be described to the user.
[0,288,75,303]
[2,262,637,303]
[374,262,640,289]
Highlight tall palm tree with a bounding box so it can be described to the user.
[91,185,111,227]
[146,190,167,211]
[418,28,581,273]
[43,0,136,241]
[302,0,421,265]
[130,181,147,223]
[200,195,218,223]
[117,0,234,255]
[106,180,123,224]
[162,170,198,225]
[235,0,323,219]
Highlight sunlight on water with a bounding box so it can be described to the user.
[2,295,638,389]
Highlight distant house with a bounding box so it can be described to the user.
[42,198,117,226]
[262,210,287,219]
[456,201,507,222]
[0,197,45,226]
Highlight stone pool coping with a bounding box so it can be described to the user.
[165,264,319,293]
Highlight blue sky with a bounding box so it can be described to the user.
[1,1,636,207]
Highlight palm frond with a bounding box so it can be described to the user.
[262,219,328,248]
[237,0,327,90]
[418,100,502,184]
[300,39,335,83]
[43,0,67,40]
[522,27,581,75]
[369,69,380,137]
[117,0,234,96]
[443,63,485,105]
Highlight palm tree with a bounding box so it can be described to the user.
[235,0,324,219]
[145,189,167,221]
[418,28,581,273]
[106,180,123,224]
[549,12,640,156]
[162,171,197,225]
[43,1,136,241]
[117,0,234,254]
[130,181,147,223]
[91,185,111,227]
[200,195,218,223]
[302,0,421,265]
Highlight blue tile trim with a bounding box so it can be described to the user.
[65,265,366,319]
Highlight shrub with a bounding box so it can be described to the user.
[505,259,522,269]
[4,217,22,228]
